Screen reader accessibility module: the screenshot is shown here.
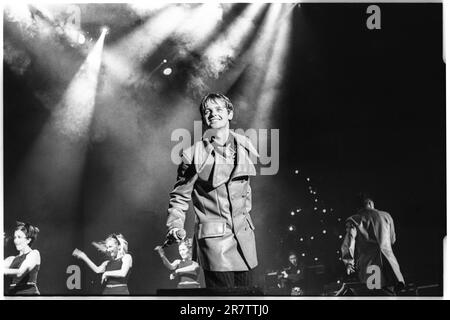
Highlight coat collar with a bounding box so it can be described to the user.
[229,131,257,180]
[194,131,258,187]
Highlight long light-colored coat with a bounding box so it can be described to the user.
[167,131,258,272]
[341,208,405,288]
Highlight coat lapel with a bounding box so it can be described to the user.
[230,132,257,180]
[194,132,258,186]
[194,139,215,182]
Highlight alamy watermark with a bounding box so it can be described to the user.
[66,264,81,290]
[171,121,279,175]
[366,5,381,30]
[366,265,381,290]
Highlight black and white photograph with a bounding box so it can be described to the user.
[2,1,446,301]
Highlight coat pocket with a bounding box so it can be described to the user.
[198,221,226,239]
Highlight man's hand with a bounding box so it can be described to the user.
[166,228,186,244]
[346,263,355,275]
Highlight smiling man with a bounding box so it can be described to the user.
[165,93,259,289]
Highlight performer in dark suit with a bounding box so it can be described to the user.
[341,196,405,295]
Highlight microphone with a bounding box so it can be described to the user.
[162,229,186,248]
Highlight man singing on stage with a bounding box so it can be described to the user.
[165,93,259,289]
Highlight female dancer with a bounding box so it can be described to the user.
[4,221,41,295]
[154,238,201,288]
[73,233,132,295]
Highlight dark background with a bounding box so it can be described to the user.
[3,3,445,295]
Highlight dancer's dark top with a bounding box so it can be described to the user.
[105,257,130,285]
[177,259,200,283]
[10,252,39,285]
[8,251,40,295]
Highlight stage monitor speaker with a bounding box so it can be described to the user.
[156,287,264,296]
[335,282,384,296]
[264,287,290,296]
[415,284,441,296]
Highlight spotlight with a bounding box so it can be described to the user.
[294,170,299,174]
[296,209,301,213]
[337,218,342,222]
[101,26,110,34]
[163,59,167,63]
[337,280,341,284]
[306,177,310,181]
[338,235,343,239]
[313,207,317,211]
[314,257,318,261]
[290,211,295,216]
[78,34,86,44]
[288,225,295,232]
[300,238,304,242]
[322,209,327,213]
[163,67,172,76]
[322,230,326,234]
[302,253,306,257]
[310,236,314,240]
